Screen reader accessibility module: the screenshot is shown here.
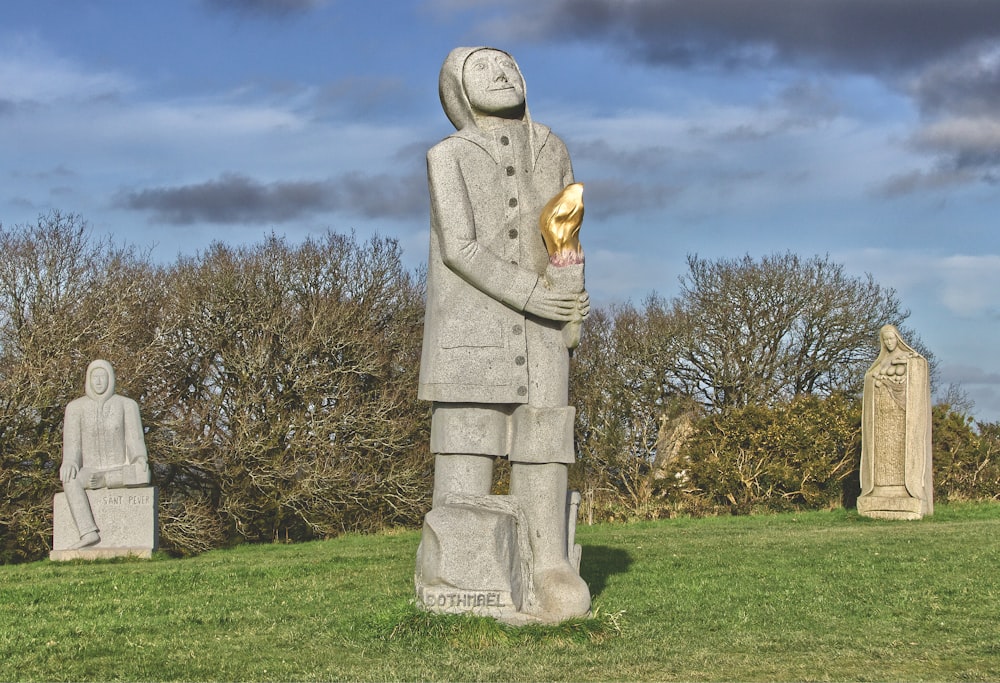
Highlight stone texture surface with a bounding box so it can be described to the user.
[416,495,531,621]
[415,46,591,624]
[858,325,933,520]
[51,487,158,560]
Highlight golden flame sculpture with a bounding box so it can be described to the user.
[538,182,586,349]
[539,182,584,266]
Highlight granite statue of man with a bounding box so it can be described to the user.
[414,46,591,623]
[59,359,151,549]
[857,325,933,520]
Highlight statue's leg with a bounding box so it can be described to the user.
[428,403,505,507]
[510,461,590,620]
[507,320,590,620]
[431,453,494,508]
[63,468,100,547]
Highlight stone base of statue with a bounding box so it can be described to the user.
[414,492,584,625]
[50,487,159,560]
[857,485,927,520]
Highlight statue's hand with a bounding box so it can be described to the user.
[575,290,590,320]
[524,282,579,322]
[85,471,107,488]
[59,463,78,483]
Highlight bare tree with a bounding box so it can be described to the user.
[670,253,916,412]
[570,300,697,519]
[154,232,429,543]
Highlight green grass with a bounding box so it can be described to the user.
[2,503,999,681]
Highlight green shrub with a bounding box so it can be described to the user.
[674,393,861,515]
[933,405,1000,503]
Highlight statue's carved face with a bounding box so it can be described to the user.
[462,49,525,118]
[90,368,110,396]
[882,329,898,352]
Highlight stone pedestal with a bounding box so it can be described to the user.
[415,491,587,625]
[857,486,926,520]
[415,495,534,623]
[50,487,158,561]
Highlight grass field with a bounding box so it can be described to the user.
[2,503,998,682]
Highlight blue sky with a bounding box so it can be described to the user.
[4,0,1000,421]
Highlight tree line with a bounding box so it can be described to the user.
[1,212,997,562]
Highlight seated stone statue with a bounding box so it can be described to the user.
[59,359,151,548]
[857,325,933,520]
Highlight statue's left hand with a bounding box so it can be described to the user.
[85,471,107,488]
[59,463,78,483]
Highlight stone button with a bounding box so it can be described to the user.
[510,260,517,265]
[512,324,523,335]
[515,355,526,365]
[508,229,518,239]
[500,135,510,146]
[506,166,515,176]
[517,386,527,397]
[508,198,518,207]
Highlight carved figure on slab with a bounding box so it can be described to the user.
[858,325,933,520]
[60,360,151,548]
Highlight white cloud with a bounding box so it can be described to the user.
[0,34,133,104]
[914,116,1000,154]
[839,249,1000,319]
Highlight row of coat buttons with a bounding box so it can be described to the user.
[499,134,530,399]
[512,320,527,395]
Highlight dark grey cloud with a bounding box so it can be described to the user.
[939,364,1000,386]
[692,80,841,143]
[885,44,1000,194]
[115,171,426,225]
[909,43,1000,117]
[311,77,413,121]
[569,139,674,171]
[476,0,1000,197]
[336,171,427,220]
[777,80,841,122]
[876,167,976,198]
[202,0,326,16]
[10,165,77,182]
[523,0,1000,76]
[583,178,681,218]
[879,115,1000,196]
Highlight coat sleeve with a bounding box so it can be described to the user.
[427,144,540,311]
[62,402,83,470]
[124,398,148,464]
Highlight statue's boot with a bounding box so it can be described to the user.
[416,452,496,580]
[511,462,591,622]
[70,530,100,549]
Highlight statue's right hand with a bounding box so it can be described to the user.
[524,282,579,322]
[59,463,78,483]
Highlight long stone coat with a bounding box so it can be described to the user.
[417,47,576,407]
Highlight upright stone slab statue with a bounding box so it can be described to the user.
[51,360,158,560]
[414,46,591,624]
[857,325,934,520]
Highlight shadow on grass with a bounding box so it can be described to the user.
[579,545,632,598]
